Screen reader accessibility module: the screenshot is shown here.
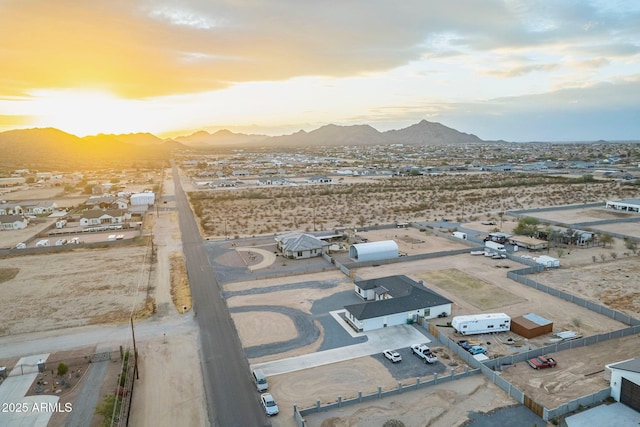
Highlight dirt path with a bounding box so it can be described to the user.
[128,169,209,427]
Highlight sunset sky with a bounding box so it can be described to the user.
[1,0,639,141]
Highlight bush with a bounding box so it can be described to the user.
[57,363,68,376]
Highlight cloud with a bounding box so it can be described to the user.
[3,0,636,100]
[1,0,639,140]
[484,63,561,78]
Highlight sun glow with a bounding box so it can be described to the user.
[26,89,166,136]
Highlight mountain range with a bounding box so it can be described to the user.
[174,119,483,148]
[0,120,482,169]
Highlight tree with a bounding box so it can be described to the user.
[600,234,614,248]
[513,217,540,237]
[624,238,638,254]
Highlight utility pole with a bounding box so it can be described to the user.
[130,317,139,379]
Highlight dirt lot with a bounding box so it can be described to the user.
[300,375,518,427]
[0,245,152,336]
[501,334,640,410]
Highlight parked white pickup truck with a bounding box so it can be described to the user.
[411,343,438,364]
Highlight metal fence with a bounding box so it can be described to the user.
[110,348,136,427]
[2,350,119,377]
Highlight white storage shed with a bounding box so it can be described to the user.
[535,255,560,268]
[349,240,399,262]
[130,192,155,206]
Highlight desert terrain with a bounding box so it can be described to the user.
[2,168,639,426]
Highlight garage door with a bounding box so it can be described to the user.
[620,377,640,412]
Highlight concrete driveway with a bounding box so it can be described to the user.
[251,323,432,376]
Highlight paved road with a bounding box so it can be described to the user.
[171,162,269,427]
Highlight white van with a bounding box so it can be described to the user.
[36,239,50,247]
[252,369,268,392]
[55,239,67,246]
[107,235,117,241]
[15,242,26,249]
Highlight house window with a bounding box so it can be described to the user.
[487,325,494,328]
[297,251,303,257]
[424,308,430,316]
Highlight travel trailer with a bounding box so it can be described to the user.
[451,313,511,335]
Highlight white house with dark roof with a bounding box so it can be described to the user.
[0,202,23,215]
[344,275,452,332]
[606,357,640,412]
[79,209,130,227]
[275,232,329,259]
[21,201,58,215]
[0,214,28,230]
[1,201,57,216]
[606,199,640,213]
[306,176,333,184]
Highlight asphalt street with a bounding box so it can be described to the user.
[171,161,269,427]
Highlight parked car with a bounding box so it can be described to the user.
[411,343,438,364]
[457,340,472,351]
[383,349,402,363]
[468,345,487,355]
[527,355,557,369]
[260,393,279,416]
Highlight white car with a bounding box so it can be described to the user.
[260,393,279,416]
[383,349,402,363]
